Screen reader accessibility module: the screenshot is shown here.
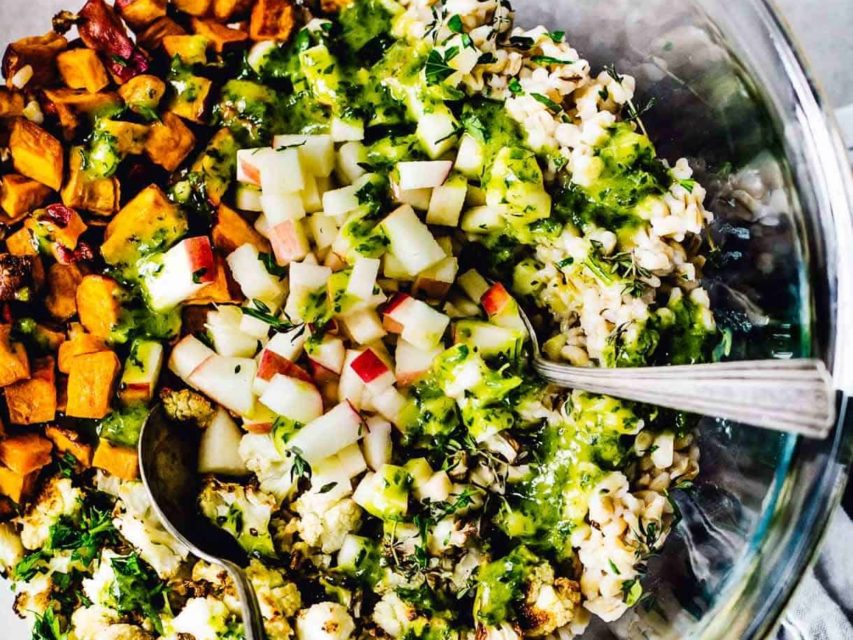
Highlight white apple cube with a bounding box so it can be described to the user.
[460,205,505,233]
[308,214,339,250]
[236,148,263,185]
[142,236,215,311]
[306,333,345,374]
[427,174,468,227]
[253,348,313,395]
[266,327,308,362]
[454,133,485,178]
[259,147,305,195]
[457,269,490,303]
[372,386,415,428]
[397,161,453,191]
[382,252,415,282]
[331,116,365,142]
[481,281,526,331]
[416,109,458,159]
[338,349,367,410]
[300,175,323,213]
[341,308,387,345]
[206,306,260,358]
[336,141,367,184]
[347,257,380,300]
[381,205,446,276]
[323,185,361,218]
[272,134,335,177]
[188,355,257,416]
[260,374,324,424]
[413,256,459,299]
[362,416,392,471]
[239,310,271,340]
[198,409,249,476]
[120,340,164,403]
[261,192,306,224]
[392,181,432,211]
[235,184,263,212]
[383,293,449,350]
[394,340,441,386]
[168,334,215,382]
[226,244,285,303]
[286,402,363,464]
[269,219,311,266]
[290,261,332,291]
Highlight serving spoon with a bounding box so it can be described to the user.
[517,308,836,438]
[138,404,266,640]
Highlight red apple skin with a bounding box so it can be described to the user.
[382,293,412,334]
[309,360,339,384]
[270,221,307,266]
[240,158,261,186]
[183,236,216,285]
[414,276,452,299]
[119,381,154,404]
[481,282,511,317]
[244,421,274,434]
[396,370,428,386]
[350,349,390,384]
[257,350,313,384]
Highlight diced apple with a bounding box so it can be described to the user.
[457,269,490,303]
[427,174,468,227]
[347,257,380,300]
[258,147,305,195]
[308,214,339,250]
[285,402,363,464]
[323,185,361,217]
[338,349,367,409]
[452,319,525,359]
[413,256,459,299]
[259,374,324,424]
[306,333,346,374]
[392,180,431,211]
[381,205,446,276]
[272,134,335,177]
[254,213,272,238]
[236,148,263,185]
[444,292,482,319]
[341,308,386,345]
[460,205,505,233]
[119,340,164,404]
[169,334,215,382]
[349,348,395,395]
[336,141,367,184]
[417,471,452,502]
[290,261,332,291]
[188,355,257,416]
[269,219,311,266]
[261,192,306,224]
[383,293,449,351]
[241,403,277,434]
[382,252,415,282]
[481,282,526,331]
[142,236,216,311]
[416,109,458,158]
[254,349,313,395]
[235,184,263,212]
[206,306,260,358]
[394,340,441,386]
[226,243,285,303]
[198,408,249,476]
[465,184,487,206]
[266,327,308,362]
[299,175,322,213]
[239,311,271,340]
[454,133,484,178]
[331,116,365,142]
[397,161,453,191]
[372,386,416,429]
[335,442,368,479]
[362,416,392,471]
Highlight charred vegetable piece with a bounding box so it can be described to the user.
[0,254,34,301]
[161,387,216,428]
[9,118,65,190]
[77,0,149,82]
[136,16,186,52]
[0,88,25,117]
[114,0,168,31]
[0,174,52,220]
[5,356,57,425]
[1,32,67,88]
[250,0,296,41]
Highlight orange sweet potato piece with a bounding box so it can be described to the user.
[0,326,29,387]
[61,146,121,216]
[191,18,249,52]
[42,87,121,114]
[212,0,253,21]
[137,17,187,51]
[144,111,196,171]
[56,48,110,93]
[173,0,213,16]
[2,32,68,89]
[0,467,39,503]
[250,0,295,41]
[118,74,165,115]
[58,333,106,374]
[321,0,353,10]
[99,119,150,154]
[9,118,64,190]
[0,434,53,475]
[0,174,52,220]
[45,426,93,468]
[162,35,210,64]
[6,356,56,425]
[186,255,240,305]
[213,203,271,254]
[65,350,121,419]
[46,263,83,321]
[92,440,138,480]
[168,74,213,123]
[116,0,168,30]
[76,275,122,339]
[5,227,38,257]
[0,88,25,117]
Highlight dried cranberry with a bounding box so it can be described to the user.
[44,203,76,228]
[78,0,149,82]
[55,242,94,265]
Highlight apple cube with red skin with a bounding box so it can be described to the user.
[259,374,324,425]
[269,219,311,266]
[349,348,395,396]
[119,340,164,404]
[382,293,450,351]
[306,333,345,375]
[286,402,363,464]
[143,236,215,311]
[413,256,458,299]
[188,354,257,416]
[457,269,490,303]
[227,243,285,303]
[168,334,215,382]
[395,340,441,386]
[242,404,277,434]
[236,148,263,186]
[338,349,369,410]
[253,349,313,395]
[480,282,526,331]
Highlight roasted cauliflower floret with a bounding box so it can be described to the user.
[199,478,276,557]
[160,387,216,428]
[372,593,417,639]
[17,477,82,550]
[248,559,302,639]
[294,492,361,554]
[71,605,122,640]
[13,572,54,620]
[239,433,297,502]
[170,596,241,640]
[518,564,580,637]
[296,602,355,640]
[0,522,24,573]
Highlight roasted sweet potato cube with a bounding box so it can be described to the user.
[5,228,37,257]
[0,326,29,387]
[58,332,106,374]
[116,0,168,30]
[212,0,253,21]
[144,111,196,172]
[137,17,187,51]
[118,74,165,116]
[168,74,213,123]
[250,0,296,41]
[76,275,122,340]
[0,466,39,503]
[320,0,353,10]
[191,19,249,52]
[191,128,238,205]
[0,434,52,475]
[9,119,64,190]
[46,263,83,321]
[92,439,139,480]
[6,356,56,425]
[102,184,186,266]
[162,35,210,64]
[0,174,52,220]
[99,119,150,154]
[173,0,214,16]
[42,87,121,114]
[65,350,121,419]
[186,255,240,305]
[214,203,271,254]
[56,48,110,93]
[0,88,25,117]
[61,146,121,216]
[45,426,93,468]
[2,32,68,89]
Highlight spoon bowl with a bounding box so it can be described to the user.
[138,404,266,640]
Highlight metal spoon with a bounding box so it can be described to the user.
[138,404,266,640]
[518,308,836,438]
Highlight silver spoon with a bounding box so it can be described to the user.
[138,404,266,640]
[518,308,836,438]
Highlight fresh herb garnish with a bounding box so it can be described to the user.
[531,55,573,65]
[508,78,523,96]
[110,554,166,635]
[424,48,458,85]
[447,14,464,33]
[242,299,294,332]
[531,93,562,112]
[289,447,312,482]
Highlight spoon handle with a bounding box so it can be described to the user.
[224,561,267,640]
[532,357,836,438]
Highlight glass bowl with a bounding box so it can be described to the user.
[1,1,852,639]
